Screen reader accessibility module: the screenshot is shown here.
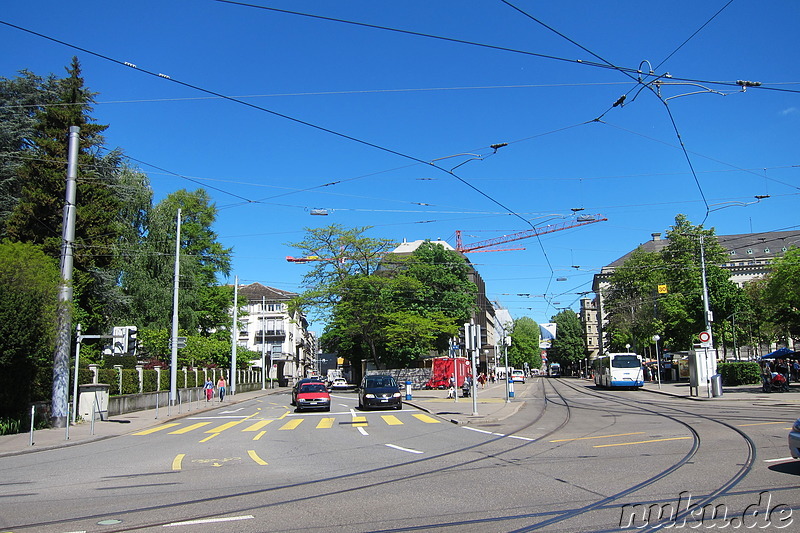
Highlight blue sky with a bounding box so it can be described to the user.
[2,1,798,330]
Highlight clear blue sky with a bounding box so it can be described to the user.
[2,1,798,330]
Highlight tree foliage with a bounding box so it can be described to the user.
[0,242,60,418]
[508,316,541,370]
[549,309,584,365]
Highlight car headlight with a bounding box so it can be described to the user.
[365,393,375,398]
[392,392,401,398]
[793,419,800,433]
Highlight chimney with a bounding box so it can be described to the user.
[651,232,662,241]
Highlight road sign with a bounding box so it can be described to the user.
[699,330,711,347]
[657,284,668,294]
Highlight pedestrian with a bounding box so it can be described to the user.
[217,375,227,401]
[203,378,214,401]
[793,361,800,382]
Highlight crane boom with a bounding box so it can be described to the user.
[456,215,607,253]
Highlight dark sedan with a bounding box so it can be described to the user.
[357,375,402,410]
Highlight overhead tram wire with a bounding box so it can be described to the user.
[0,20,542,230]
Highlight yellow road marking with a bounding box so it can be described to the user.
[199,433,219,443]
[593,436,692,448]
[352,416,367,427]
[317,418,335,429]
[382,415,403,426]
[247,450,268,466]
[279,419,303,430]
[413,414,441,424]
[278,410,290,419]
[169,422,212,434]
[738,421,788,427]
[253,431,267,441]
[132,423,181,435]
[172,453,185,471]
[550,432,645,443]
[206,420,246,433]
[243,420,273,432]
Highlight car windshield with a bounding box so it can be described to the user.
[301,384,327,392]
[612,355,641,368]
[366,377,396,388]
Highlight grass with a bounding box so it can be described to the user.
[0,417,21,436]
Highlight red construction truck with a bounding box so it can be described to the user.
[427,357,471,389]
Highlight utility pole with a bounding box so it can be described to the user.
[51,126,80,428]
[261,296,266,390]
[170,209,181,406]
[699,234,714,345]
[230,276,238,396]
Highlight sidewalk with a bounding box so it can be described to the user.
[0,386,283,458]
[405,380,527,426]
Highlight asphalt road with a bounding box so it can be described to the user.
[1,379,798,532]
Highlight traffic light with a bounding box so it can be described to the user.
[127,327,138,356]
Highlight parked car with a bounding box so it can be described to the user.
[511,370,526,384]
[295,382,331,412]
[329,377,351,390]
[357,375,402,410]
[291,377,324,405]
[789,417,800,459]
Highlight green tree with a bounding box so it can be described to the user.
[121,189,232,333]
[549,309,584,368]
[763,247,800,341]
[508,316,541,370]
[0,242,60,419]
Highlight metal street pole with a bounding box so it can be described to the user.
[504,334,510,403]
[51,126,80,428]
[472,323,480,416]
[652,335,662,389]
[72,324,82,425]
[170,209,181,406]
[231,276,238,396]
[261,296,266,390]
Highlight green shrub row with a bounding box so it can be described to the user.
[718,361,761,386]
[77,368,248,394]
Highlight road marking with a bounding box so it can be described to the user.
[132,423,181,435]
[205,420,246,433]
[169,422,212,434]
[172,454,185,471]
[357,427,369,436]
[508,435,535,441]
[352,416,368,427]
[199,433,219,443]
[381,415,403,425]
[253,431,267,441]
[243,420,273,432]
[549,432,645,443]
[278,410,290,419]
[163,515,254,527]
[279,419,303,430]
[412,414,440,424]
[738,421,787,427]
[317,417,335,429]
[764,457,795,463]
[386,443,423,454]
[464,427,494,435]
[593,436,692,448]
[247,450,268,466]
[220,408,245,414]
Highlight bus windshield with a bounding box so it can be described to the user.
[612,355,640,368]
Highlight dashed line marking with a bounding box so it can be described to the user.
[172,454,185,471]
[253,431,267,441]
[412,414,441,424]
[279,419,303,430]
[163,515,254,527]
[357,427,369,436]
[199,433,219,443]
[381,415,403,426]
[243,420,272,432]
[386,443,423,454]
[593,436,692,448]
[549,432,645,443]
[169,422,212,434]
[316,417,335,429]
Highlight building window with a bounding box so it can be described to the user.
[746,249,753,254]
[729,250,736,255]
[764,248,770,253]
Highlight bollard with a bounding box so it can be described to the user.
[65,404,70,441]
[90,402,96,435]
[405,381,413,401]
[29,405,35,446]
[508,378,515,399]
[155,393,159,420]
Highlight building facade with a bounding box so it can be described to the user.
[235,282,316,383]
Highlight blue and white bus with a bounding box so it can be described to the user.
[593,353,644,389]
[548,362,561,377]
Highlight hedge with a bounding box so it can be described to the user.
[718,361,761,386]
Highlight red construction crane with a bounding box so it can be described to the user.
[455,214,607,253]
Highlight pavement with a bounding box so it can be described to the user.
[2,377,797,457]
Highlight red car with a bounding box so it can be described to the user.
[295,382,331,412]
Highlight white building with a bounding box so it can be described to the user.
[235,282,316,383]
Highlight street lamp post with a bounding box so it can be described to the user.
[652,335,662,389]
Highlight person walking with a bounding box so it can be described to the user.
[203,378,214,401]
[217,375,227,402]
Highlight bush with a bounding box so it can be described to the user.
[159,368,171,391]
[142,369,158,392]
[98,369,119,395]
[718,361,761,386]
[121,369,139,395]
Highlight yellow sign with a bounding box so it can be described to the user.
[657,284,668,294]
